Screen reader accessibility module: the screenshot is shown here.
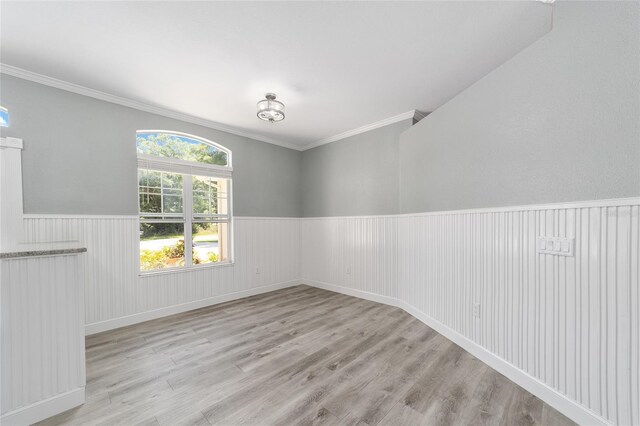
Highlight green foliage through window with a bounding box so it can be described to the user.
[136,132,228,166]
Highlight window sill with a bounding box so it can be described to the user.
[139,261,234,277]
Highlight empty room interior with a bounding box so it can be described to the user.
[1,1,639,425]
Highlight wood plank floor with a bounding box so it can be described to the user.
[39,285,575,426]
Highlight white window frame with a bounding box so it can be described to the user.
[136,130,234,275]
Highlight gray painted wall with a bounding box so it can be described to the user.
[301,119,412,217]
[0,75,302,216]
[2,2,637,219]
[399,1,640,213]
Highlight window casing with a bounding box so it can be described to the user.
[137,131,232,272]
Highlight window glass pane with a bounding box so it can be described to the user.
[138,169,162,214]
[137,132,228,166]
[162,173,183,214]
[139,170,183,218]
[192,222,229,264]
[139,222,185,270]
[0,106,9,127]
[192,175,228,217]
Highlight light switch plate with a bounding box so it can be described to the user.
[537,236,574,256]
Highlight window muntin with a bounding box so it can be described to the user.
[138,170,184,220]
[192,175,228,219]
[137,131,232,272]
[191,175,231,265]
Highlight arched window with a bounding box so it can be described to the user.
[136,131,230,166]
[136,131,232,272]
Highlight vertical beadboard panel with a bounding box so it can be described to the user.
[22,216,301,328]
[301,200,639,426]
[301,216,397,298]
[19,200,639,426]
[0,254,85,415]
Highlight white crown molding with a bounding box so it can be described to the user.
[413,110,429,122]
[300,110,418,151]
[0,64,303,151]
[1,63,426,152]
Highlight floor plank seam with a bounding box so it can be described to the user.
[35,286,576,426]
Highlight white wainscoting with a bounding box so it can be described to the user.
[20,200,639,426]
[1,254,86,424]
[301,199,639,426]
[22,216,301,334]
[302,216,398,299]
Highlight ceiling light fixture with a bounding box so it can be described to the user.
[257,93,285,123]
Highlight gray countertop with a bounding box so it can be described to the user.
[0,241,87,259]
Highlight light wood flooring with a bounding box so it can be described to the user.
[39,285,575,426]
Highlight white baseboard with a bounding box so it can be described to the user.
[303,280,611,426]
[85,280,301,335]
[0,387,85,426]
[304,279,396,306]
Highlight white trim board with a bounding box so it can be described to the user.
[303,280,612,426]
[22,196,640,221]
[0,387,85,426]
[301,196,640,220]
[1,64,423,152]
[23,214,139,219]
[85,280,300,335]
[22,215,299,220]
[0,137,23,149]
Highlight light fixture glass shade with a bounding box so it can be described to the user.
[257,93,285,122]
